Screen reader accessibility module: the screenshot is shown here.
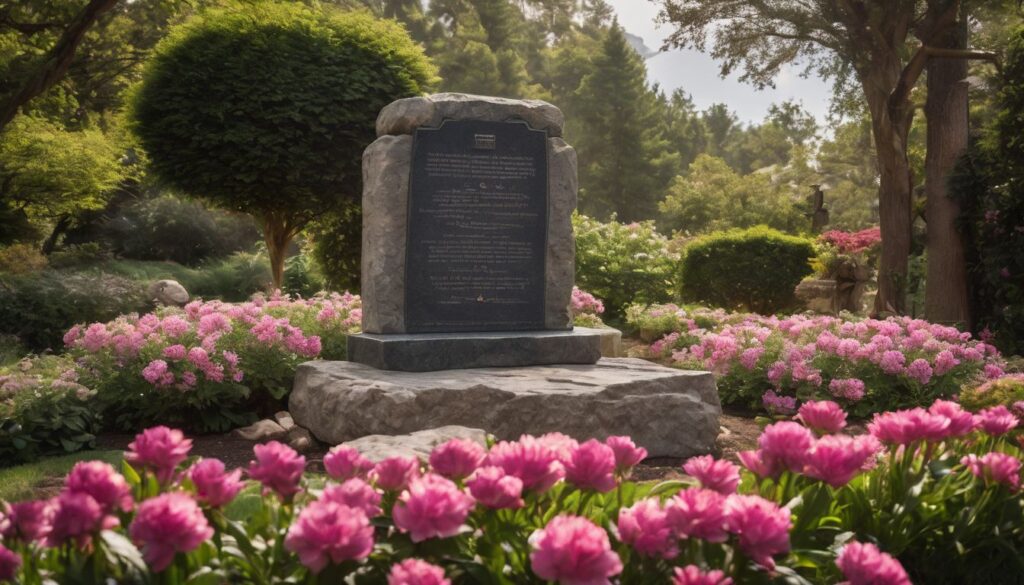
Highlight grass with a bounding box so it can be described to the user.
[0,450,123,503]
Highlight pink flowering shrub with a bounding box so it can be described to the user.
[820,227,882,255]
[64,291,360,432]
[570,287,606,328]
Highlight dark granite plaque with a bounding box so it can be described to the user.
[405,119,548,332]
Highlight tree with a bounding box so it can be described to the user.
[130,3,437,287]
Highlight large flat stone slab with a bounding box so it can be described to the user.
[347,328,602,372]
[341,426,488,463]
[290,358,721,458]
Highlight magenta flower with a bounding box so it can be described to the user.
[758,421,814,473]
[737,450,780,478]
[323,445,374,481]
[665,487,728,543]
[671,565,734,585]
[371,456,421,491]
[529,515,623,585]
[723,495,791,570]
[0,543,20,581]
[284,501,374,574]
[564,439,617,492]
[796,400,847,434]
[465,466,524,509]
[188,459,243,508]
[321,479,383,518]
[46,491,118,549]
[537,432,580,465]
[392,474,474,542]
[617,498,677,559]
[829,378,866,402]
[803,435,881,488]
[604,436,647,473]
[487,436,565,492]
[928,400,977,438]
[962,452,1022,491]
[429,438,486,480]
[142,360,170,385]
[127,426,193,485]
[64,461,133,514]
[762,390,797,415]
[836,541,911,585]
[975,405,1019,436]
[906,358,933,384]
[879,350,906,374]
[129,493,213,572]
[682,455,740,494]
[388,558,451,585]
[2,499,55,543]
[868,408,951,445]
[248,441,305,499]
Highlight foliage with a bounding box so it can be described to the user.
[811,227,880,280]
[46,243,110,270]
[570,287,605,328]
[680,226,815,314]
[573,213,677,320]
[0,244,47,274]
[960,374,1024,414]
[305,203,361,293]
[66,292,361,433]
[625,302,693,343]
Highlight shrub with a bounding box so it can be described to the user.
[306,203,361,293]
[1,401,1021,583]
[573,213,676,319]
[0,243,47,274]
[570,287,605,328]
[47,243,110,269]
[680,226,815,314]
[65,292,361,433]
[960,374,1024,414]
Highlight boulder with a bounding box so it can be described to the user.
[376,93,564,138]
[286,426,316,453]
[233,419,287,442]
[290,358,720,459]
[341,426,488,463]
[148,279,189,306]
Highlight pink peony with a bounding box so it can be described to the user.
[829,378,866,402]
[975,405,1019,436]
[284,500,374,574]
[162,344,187,360]
[321,478,382,518]
[2,499,55,543]
[758,421,814,473]
[323,445,374,481]
[906,358,933,384]
[665,487,728,543]
[836,541,911,585]
[465,466,524,509]
[141,359,170,385]
[604,436,647,473]
[868,408,951,445]
[126,426,193,485]
[672,565,734,585]
[962,452,1021,491]
[723,495,791,570]
[248,441,305,499]
[529,515,623,585]
[537,432,579,465]
[429,439,486,480]
[0,543,19,581]
[188,459,243,508]
[564,439,617,492]
[682,455,741,494]
[616,498,677,559]
[796,400,847,434]
[878,350,906,374]
[487,436,565,492]
[371,456,421,491]
[928,400,977,438]
[803,434,881,488]
[737,449,782,478]
[129,493,213,572]
[64,461,132,515]
[392,473,475,542]
[46,491,118,548]
[388,559,451,585]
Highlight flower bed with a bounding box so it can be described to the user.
[631,306,1004,416]
[0,400,1021,584]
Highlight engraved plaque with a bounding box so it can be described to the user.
[404,119,548,332]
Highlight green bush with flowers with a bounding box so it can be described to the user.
[959,374,1024,414]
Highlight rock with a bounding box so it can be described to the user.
[795,279,838,314]
[290,358,721,458]
[233,419,287,442]
[148,279,189,306]
[341,426,488,463]
[274,411,295,431]
[596,327,623,358]
[544,138,576,330]
[376,93,564,138]
[287,426,315,453]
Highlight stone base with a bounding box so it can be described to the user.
[346,328,602,372]
[289,358,721,458]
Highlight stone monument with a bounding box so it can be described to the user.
[290,94,721,458]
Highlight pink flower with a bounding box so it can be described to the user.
[962,452,1021,491]
[564,439,617,492]
[797,400,848,434]
[129,493,213,572]
[682,455,740,494]
[975,405,1019,436]
[371,456,420,491]
[63,324,82,348]
[127,426,193,484]
[604,436,647,473]
[671,565,734,585]
[392,473,475,542]
[46,491,117,548]
[465,466,524,509]
[0,543,20,581]
[617,498,677,559]
[737,450,780,478]
[723,495,791,570]
[487,436,565,492]
[142,359,170,385]
[321,479,382,517]
[323,445,374,481]
[879,350,906,374]
[2,499,54,543]
[162,344,187,360]
[284,501,374,574]
[803,435,881,488]
[868,408,951,445]
[429,438,486,480]
[928,400,976,437]
[248,441,305,499]
[529,515,623,585]
[537,432,579,464]
[934,350,959,375]
[740,347,764,370]
[160,315,190,337]
[758,421,814,473]
[762,390,797,415]
[189,459,243,508]
[906,358,933,384]
[665,488,728,543]
[836,541,911,585]
[388,559,451,585]
[829,378,866,402]
[64,461,132,514]
[197,313,232,337]
[81,323,111,352]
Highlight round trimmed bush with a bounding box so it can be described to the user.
[680,225,815,314]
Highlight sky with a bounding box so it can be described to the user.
[607,0,834,126]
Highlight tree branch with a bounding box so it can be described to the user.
[888,0,963,112]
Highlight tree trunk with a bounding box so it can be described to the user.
[263,214,295,291]
[41,215,72,255]
[923,16,971,328]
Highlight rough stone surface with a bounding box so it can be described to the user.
[795,279,838,314]
[347,328,602,372]
[274,411,295,431]
[596,327,623,358]
[545,138,576,330]
[376,93,564,138]
[290,358,721,458]
[341,426,488,463]
[287,426,315,453]
[148,279,189,306]
[233,419,287,442]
